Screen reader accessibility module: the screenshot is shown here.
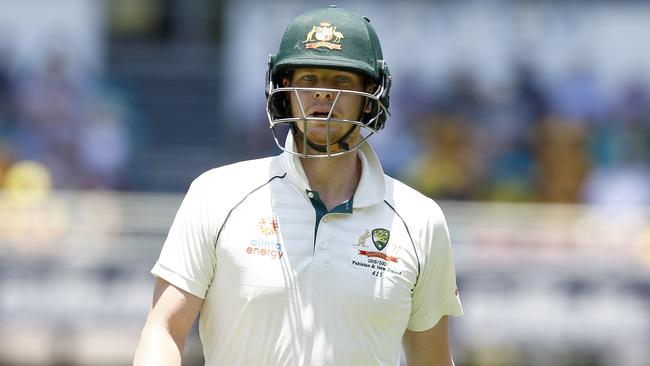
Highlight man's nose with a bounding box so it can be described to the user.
[313,90,333,99]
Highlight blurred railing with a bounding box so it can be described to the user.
[0,191,649,365]
[439,201,650,366]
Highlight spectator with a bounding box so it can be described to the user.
[14,52,84,188]
[534,117,590,203]
[582,79,650,205]
[77,96,131,189]
[403,114,483,200]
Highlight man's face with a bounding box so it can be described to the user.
[283,68,372,149]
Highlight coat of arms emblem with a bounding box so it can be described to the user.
[303,21,343,50]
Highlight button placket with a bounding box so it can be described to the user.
[312,221,330,265]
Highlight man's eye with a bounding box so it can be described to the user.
[301,75,316,82]
[335,76,350,83]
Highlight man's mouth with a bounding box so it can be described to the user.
[309,112,330,118]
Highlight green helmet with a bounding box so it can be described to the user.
[266,6,392,157]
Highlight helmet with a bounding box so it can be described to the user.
[266,6,392,157]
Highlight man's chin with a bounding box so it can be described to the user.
[297,127,346,142]
[300,118,342,128]
[293,131,339,148]
[303,136,342,147]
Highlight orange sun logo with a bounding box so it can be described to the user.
[257,217,279,236]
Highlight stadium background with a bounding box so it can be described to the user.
[1,0,649,365]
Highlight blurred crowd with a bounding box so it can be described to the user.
[0,46,132,192]
[1,2,649,365]
[1,45,649,206]
[389,63,650,205]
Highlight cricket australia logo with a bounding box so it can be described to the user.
[372,228,390,251]
[351,227,402,277]
[354,228,398,263]
[303,21,344,50]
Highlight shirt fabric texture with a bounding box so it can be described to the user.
[151,133,463,365]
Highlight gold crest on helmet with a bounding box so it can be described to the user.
[303,21,343,50]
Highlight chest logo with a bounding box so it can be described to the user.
[257,217,279,236]
[352,228,401,273]
[372,228,390,251]
[303,21,343,50]
[355,229,371,247]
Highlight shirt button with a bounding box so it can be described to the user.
[319,242,327,250]
[307,192,314,198]
[322,217,328,223]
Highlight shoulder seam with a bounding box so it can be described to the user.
[383,199,421,290]
[214,173,287,248]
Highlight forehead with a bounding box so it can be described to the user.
[291,67,363,79]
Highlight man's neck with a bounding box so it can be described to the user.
[299,151,361,211]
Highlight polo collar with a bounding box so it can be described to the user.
[280,132,385,209]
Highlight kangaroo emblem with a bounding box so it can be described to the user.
[332,27,344,43]
[303,21,344,50]
[303,26,317,43]
[355,229,371,247]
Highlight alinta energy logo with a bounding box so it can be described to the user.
[257,217,279,235]
[247,217,284,259]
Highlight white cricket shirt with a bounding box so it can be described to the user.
[152,133,463,365]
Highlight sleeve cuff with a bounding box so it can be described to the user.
[407,302,464,332]
[151,262,208,299]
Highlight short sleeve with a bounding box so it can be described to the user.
[407,205,463,331]
[151,176,218,299]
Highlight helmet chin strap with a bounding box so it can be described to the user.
[291,124,358,154]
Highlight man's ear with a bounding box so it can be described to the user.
[283,78,290,87]
[364,83,377,113]
[364,100,373,113]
